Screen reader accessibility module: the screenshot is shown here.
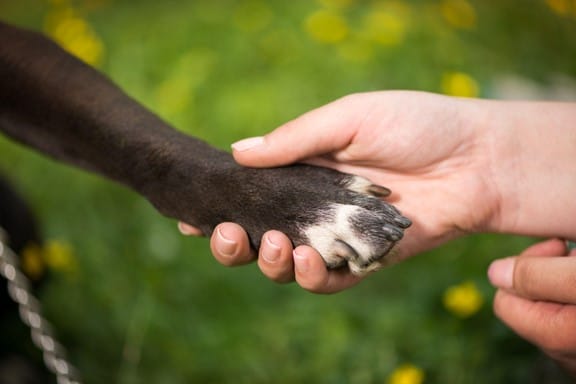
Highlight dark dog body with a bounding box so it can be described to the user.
[0,21,410,275]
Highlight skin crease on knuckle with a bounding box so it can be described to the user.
[513,259,544,298]
[514,257,576,303]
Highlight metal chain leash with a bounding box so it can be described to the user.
[0,228,82,384]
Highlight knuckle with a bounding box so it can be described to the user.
[513,259,541,296]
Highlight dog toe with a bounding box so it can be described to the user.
[301,202,409,276]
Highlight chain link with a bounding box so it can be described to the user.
[0,228,82,384]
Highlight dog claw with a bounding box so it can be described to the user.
[393,215,412,229]
[367,184,391,197]
[382,225,403,242]
[333,239,360,261]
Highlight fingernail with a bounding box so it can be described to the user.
[262,233,281,263]
[177,222,203,236]
[178,222,191,235]
[293,249,309,273]
[488,257,515,289]
[217,227,238,258]
[231,136,265,152]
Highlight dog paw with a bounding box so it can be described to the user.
[145,155,410,276]
[204,162,411,276]
[297,175,411,275]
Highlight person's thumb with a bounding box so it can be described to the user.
[231,98,357,167]
[487,238,576,304]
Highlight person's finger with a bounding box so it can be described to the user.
[209,223,255,267]
[488,239,576,304]
[231,96,360,167]
[513,256,576,304]
[177,221,204,236]
[256,231,296,284]
[292,245,363,294]
[519,238,568,258]
[486,238,565,288]
[493,289,576,354]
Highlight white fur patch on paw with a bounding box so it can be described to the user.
[303,203,391,276]
[344,175,391,198]
[345,177,374,194]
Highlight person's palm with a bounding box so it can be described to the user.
[248,91,499,261]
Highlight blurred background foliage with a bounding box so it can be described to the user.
[1,0,575,383]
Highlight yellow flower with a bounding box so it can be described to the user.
[44,7,104,66]
[441,71,480,98]
[304,9,349,44]
[155,49,216,121]
[361,10,408,47]
[387,364,425,384]
[544,0,572,16]
[21,243,45,281]
[441,0,477,29]
[443,280,484,318]
[21,240,77,276]
[43,240,77,274]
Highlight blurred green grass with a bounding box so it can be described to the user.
[1,0,575,383]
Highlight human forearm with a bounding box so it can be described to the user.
[483,100,576,239]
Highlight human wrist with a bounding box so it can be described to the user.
[482,100,576,238]
[439,96,508,236]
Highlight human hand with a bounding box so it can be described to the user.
[182,91,506,292]
[183,91,576,293]
[488,238,576,377]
